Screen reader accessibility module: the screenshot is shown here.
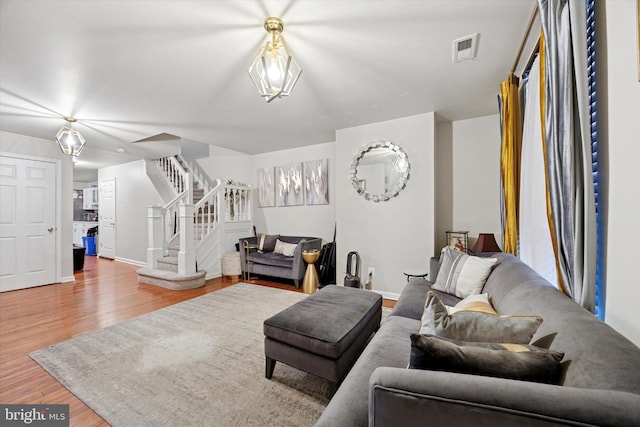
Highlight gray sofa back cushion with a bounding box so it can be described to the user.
[277,235,316,245]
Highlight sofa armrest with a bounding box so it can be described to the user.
[291,238,323,278]
[238,236,258,267]
[369,367,640,427]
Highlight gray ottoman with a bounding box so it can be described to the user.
[263,285,382,385]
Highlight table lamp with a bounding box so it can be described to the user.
[473,233,502,253]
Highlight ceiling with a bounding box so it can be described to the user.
[0,0,534,177]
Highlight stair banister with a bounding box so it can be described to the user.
[160,156,191,201]
[178,204,196,275]
[147,206,163,269]
[177,154,215,194]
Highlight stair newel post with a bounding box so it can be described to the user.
[178,204,196,275]
[147,206,164,269]
[186,172,193,205]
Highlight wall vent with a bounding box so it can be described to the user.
[453,33,479,63]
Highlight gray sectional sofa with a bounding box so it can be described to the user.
[315,252,640,426]
[239,235,322,288]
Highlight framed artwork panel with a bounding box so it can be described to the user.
[276,163,304,206]
[446,230,469,253]
[304,159,329,205]
[257,167,275,207]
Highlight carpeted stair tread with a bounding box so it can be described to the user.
[137,268,205,281]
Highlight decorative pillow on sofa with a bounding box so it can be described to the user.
[446,293,497,315]
[258,234,280,252]
[273,239,298,257]
[419,291,543,343]
[434,247,498,298]
[409,334,564,384]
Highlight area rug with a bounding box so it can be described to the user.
[31,283,367,427]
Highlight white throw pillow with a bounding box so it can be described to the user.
[273,239,298,257]
[433,247,498,298]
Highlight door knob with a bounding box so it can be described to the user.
[47,227,54,232]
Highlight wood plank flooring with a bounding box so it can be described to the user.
[0,256,395,426]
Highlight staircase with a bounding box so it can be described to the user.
[137,155,253,290]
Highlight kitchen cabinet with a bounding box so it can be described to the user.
[73,221,98,246]
[83,187,98,210]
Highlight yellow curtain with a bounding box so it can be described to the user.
[500,73,522,255]
[538,32,568,296]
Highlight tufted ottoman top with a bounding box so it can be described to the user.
[263,286,382,359]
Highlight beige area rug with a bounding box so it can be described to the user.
[31,284,350,426]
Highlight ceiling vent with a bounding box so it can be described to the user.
[453,33,479,63]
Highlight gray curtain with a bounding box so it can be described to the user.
[538,0,596,311]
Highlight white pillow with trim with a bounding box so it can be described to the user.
[434,247,498,298]
[273,239,298,257]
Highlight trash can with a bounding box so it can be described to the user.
[73,245,85,271]
[82,236,96,256]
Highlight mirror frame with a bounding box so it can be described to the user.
[349,139,410,202]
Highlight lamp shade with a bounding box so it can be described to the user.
[55,117,86,156]
[248,17,302,103]
[473,233,502,253]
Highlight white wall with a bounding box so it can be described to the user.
[435,118,454,255]
[251,142,336,242]
[336,113,436,298]
[451,114,503,250]
[98,160,163,265]
[602,0,640,347]
[0,130,74,281]
[197,145,253,185]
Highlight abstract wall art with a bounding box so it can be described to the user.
[257,167,275,207]
[276,163,304,206]
[304,159,329,205]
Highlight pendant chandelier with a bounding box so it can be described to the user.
[55,117,86,156]
[248,17,302,103]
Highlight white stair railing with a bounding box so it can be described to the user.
[223,182,252,222]
[155,157,191,202]
[193,179,222,241]
[146,156,253,277]
[177,154,215,194]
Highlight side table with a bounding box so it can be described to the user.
[302,249,320,294]
[403,268,428,282]
[242,241,259,282]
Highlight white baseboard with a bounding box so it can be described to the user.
[59,275,76,283]
[115,257,146,267]
[330,283,400,301]
[205,272,222,280]
[373,290,400,301]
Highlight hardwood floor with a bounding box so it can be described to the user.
[0,256,395,426]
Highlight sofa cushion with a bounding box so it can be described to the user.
[273,239,298,257]
[409,334,565,384]
[419,291,542,343]
[390,280,431,320]
[257,233,279,252]
[447,293,497,315]
[247,252,294,269]
[433,247,498,298]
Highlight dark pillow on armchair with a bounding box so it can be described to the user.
[409,334,564,384]
[258,234,280,252]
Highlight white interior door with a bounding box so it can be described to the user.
[0,156,56,292]
[99,178,116,259]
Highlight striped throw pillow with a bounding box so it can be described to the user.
[434,247,498,298]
